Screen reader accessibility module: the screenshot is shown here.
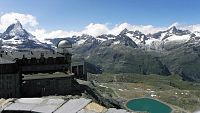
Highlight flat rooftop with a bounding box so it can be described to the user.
[0,57,15,64]
[22,72,74,80]
[0,50,67,65]
[1,97,131,113]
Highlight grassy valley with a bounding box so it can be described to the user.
[88,73,200,112]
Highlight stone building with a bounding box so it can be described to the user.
[0,40,81,98]
[71,62,87,80]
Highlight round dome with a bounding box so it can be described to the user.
[57,40,72,48]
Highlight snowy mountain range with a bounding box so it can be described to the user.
[47,25,200,53]
[1,21,200,82]
[1,20,200,52]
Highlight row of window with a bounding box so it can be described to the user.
[23,78,71,90]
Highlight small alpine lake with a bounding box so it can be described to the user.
[126,98,172,113]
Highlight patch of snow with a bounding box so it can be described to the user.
[2,45,17,50]
[145,38,160,45]
[126,33,141,44]
[77,39,86,45]
[160,32,168,40]
[151,94,157,97]
[126,33,133,37]
[108,37,115,40]
[118,89,123,91]
[99,85,108,88]
[194,32,200,37]
[3,37,23,44]
[164,35,190,42]
[146,89,151,91]
[96,38,107,42]
[113,41,120,45]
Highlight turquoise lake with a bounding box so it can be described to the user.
[126,98,172,113]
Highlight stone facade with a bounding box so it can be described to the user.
[0,63,21,98]
[71,62,87,80]
[22,73,73,97]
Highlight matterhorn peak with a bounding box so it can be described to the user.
[0,20,51,50]
[4,19,24,36]
[168,26,178,33]
[13,19,23,29]
[1,20,30,40]
[120,28,129,34]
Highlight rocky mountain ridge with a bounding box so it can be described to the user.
[59,26,200,82]
[1,21,200,82]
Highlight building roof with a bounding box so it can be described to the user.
[2,97,131,113]
[4,102,36,111]
[0,50,66,64]
[71,62,85,66]
[0,57,15,64]
[3,98,65,113]
[22,73,74,80]
[54,98,92,113]
[7,51,64,59]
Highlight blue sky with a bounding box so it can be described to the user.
[0,0,200,30]
[0,0,200,40]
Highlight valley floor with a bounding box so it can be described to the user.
[88,73,200,113]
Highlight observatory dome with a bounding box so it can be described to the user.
[57,40,72,48]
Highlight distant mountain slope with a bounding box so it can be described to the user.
[52,27,200,82]
[3,21,200,82]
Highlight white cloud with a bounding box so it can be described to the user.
[82,23,109,36]
[31,23,167,41]
[109,22,166,35]
[31,23,109,41]
[30,29,81,42]
[169,22,179,28]
[168,22,200,32]
[183,24,200,32]
[0,12,38,31]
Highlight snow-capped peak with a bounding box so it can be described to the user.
[8,19,23,31]
[0,21,51,50]
[2,20,27,40]
[14,19,23,29]
[120,28,129,34]
[168,26,178,34]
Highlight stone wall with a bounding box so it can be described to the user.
[0,73,21,98]
[22,76,73,97]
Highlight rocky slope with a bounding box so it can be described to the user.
[2,21,200,82]
[52,26,200,82]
